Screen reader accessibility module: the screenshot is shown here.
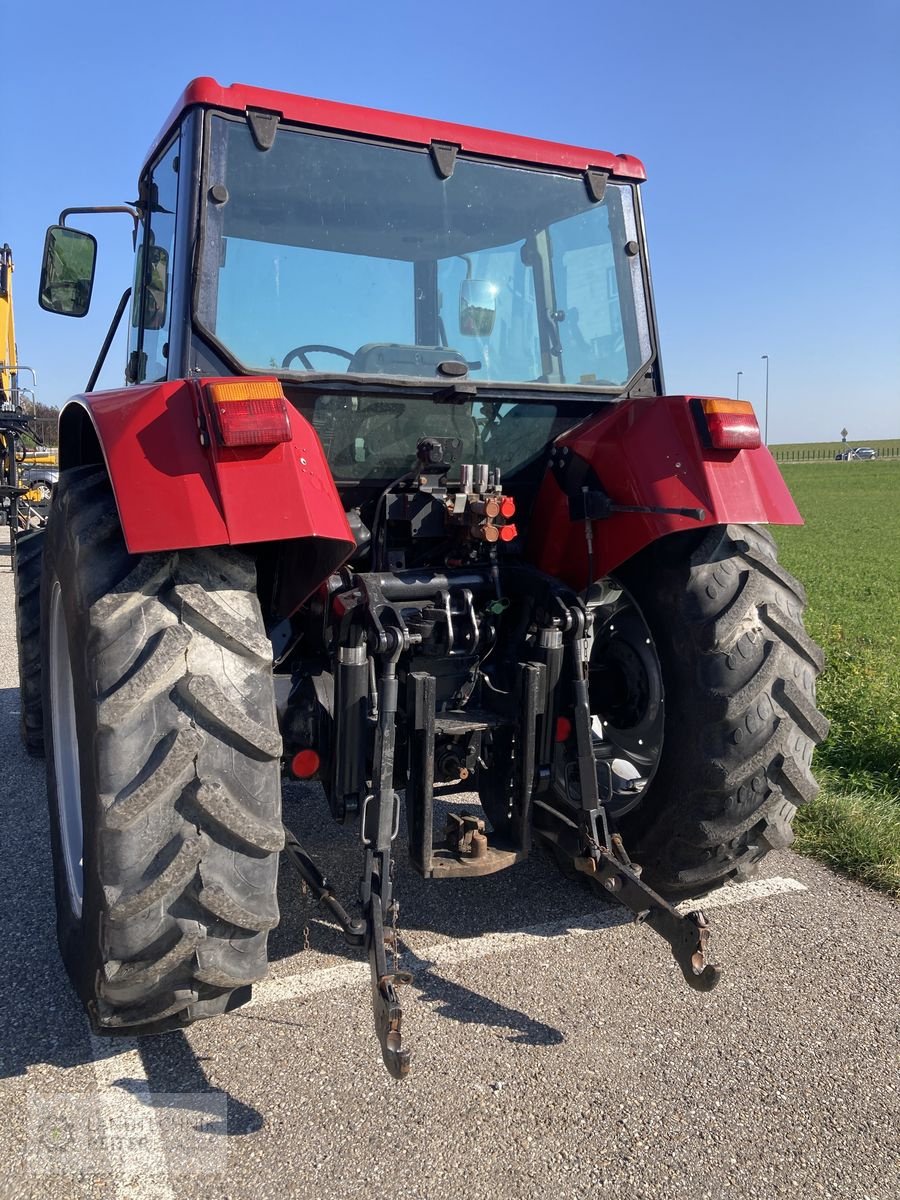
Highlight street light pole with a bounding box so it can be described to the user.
[736,370,743,400]
[761,354,769,443]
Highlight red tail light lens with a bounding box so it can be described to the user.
[206,380,292,447]
[698,398,761,450]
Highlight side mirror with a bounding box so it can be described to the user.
[143,244,170,330]
[459,279,498,337]
[39,226,97,317]
[130,242,170,331]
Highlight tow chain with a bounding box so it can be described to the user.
[300,877,312,952]
[390,899,401,974]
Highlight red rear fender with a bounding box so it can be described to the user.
[58,378,355,609]
[527,395,802,590]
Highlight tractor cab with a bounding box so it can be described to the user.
[39,79,661,501]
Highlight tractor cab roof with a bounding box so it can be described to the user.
[145,77,646,183]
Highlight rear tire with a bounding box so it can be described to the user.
[42,468,284,1034]
[616,523,829,898]
[15,528,44,756]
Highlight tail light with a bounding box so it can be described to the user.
[205,379,292,448]
[695,398,761,450]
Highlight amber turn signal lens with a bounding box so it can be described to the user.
[698,398,761,450]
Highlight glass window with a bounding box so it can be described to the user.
[309,393,581,482]
[198,116,653,389]
[130,136,179,383]
[437,244,541,382]
[215,240,414,370]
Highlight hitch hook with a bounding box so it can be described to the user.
[368,894,412,1078]
[645,906,722,992]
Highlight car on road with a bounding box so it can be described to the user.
[20,465,58,500]
[835,447,878,461]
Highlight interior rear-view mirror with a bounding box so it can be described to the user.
[459,279,498,338]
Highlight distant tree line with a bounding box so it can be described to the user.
[21,400,59,447]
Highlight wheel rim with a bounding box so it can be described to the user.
[584,584,664,819]
[49,579,83,917]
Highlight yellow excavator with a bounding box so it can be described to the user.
[2,244,44,521]
[1,243,20,408]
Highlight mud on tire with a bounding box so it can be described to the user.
[15,528,45,756]
[616,523,829,899]
[42,468,284,1034]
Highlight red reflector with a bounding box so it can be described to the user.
[290,749,321,779]
[212,397,292,447]
[206,380,292,447]
[555,716,572,743]
[499,523,517,542]
[699,399,761,450]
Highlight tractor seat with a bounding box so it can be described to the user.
[347,343,467,378]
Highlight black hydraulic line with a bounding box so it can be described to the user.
[369,470,415,571]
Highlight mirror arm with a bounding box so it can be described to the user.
[86,288,132,393]
[59,206,141,248]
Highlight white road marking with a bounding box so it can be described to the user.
[249,874,808,1009]
[76,878,806,1195]
[89,1034,175,1200]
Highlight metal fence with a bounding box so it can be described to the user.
[771,445,900,462]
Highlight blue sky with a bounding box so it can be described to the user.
[4,0,898,442]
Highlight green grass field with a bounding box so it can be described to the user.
[774,460,900,892]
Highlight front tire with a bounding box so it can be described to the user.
[42,469,284,1034]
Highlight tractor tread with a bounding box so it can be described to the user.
[172,582,273,663]
[41,471,281,1036]
[106,834,205,921]
[105,727,203,830]
[187,778,286,852]
[613,522,828,899]
[14,528,46,756]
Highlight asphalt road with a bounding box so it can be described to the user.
[0,529,897,1200]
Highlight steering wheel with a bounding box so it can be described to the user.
[281,344,354,371]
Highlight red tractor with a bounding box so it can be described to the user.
[25,79,827,1077]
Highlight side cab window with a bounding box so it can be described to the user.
[127,135,179,383]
